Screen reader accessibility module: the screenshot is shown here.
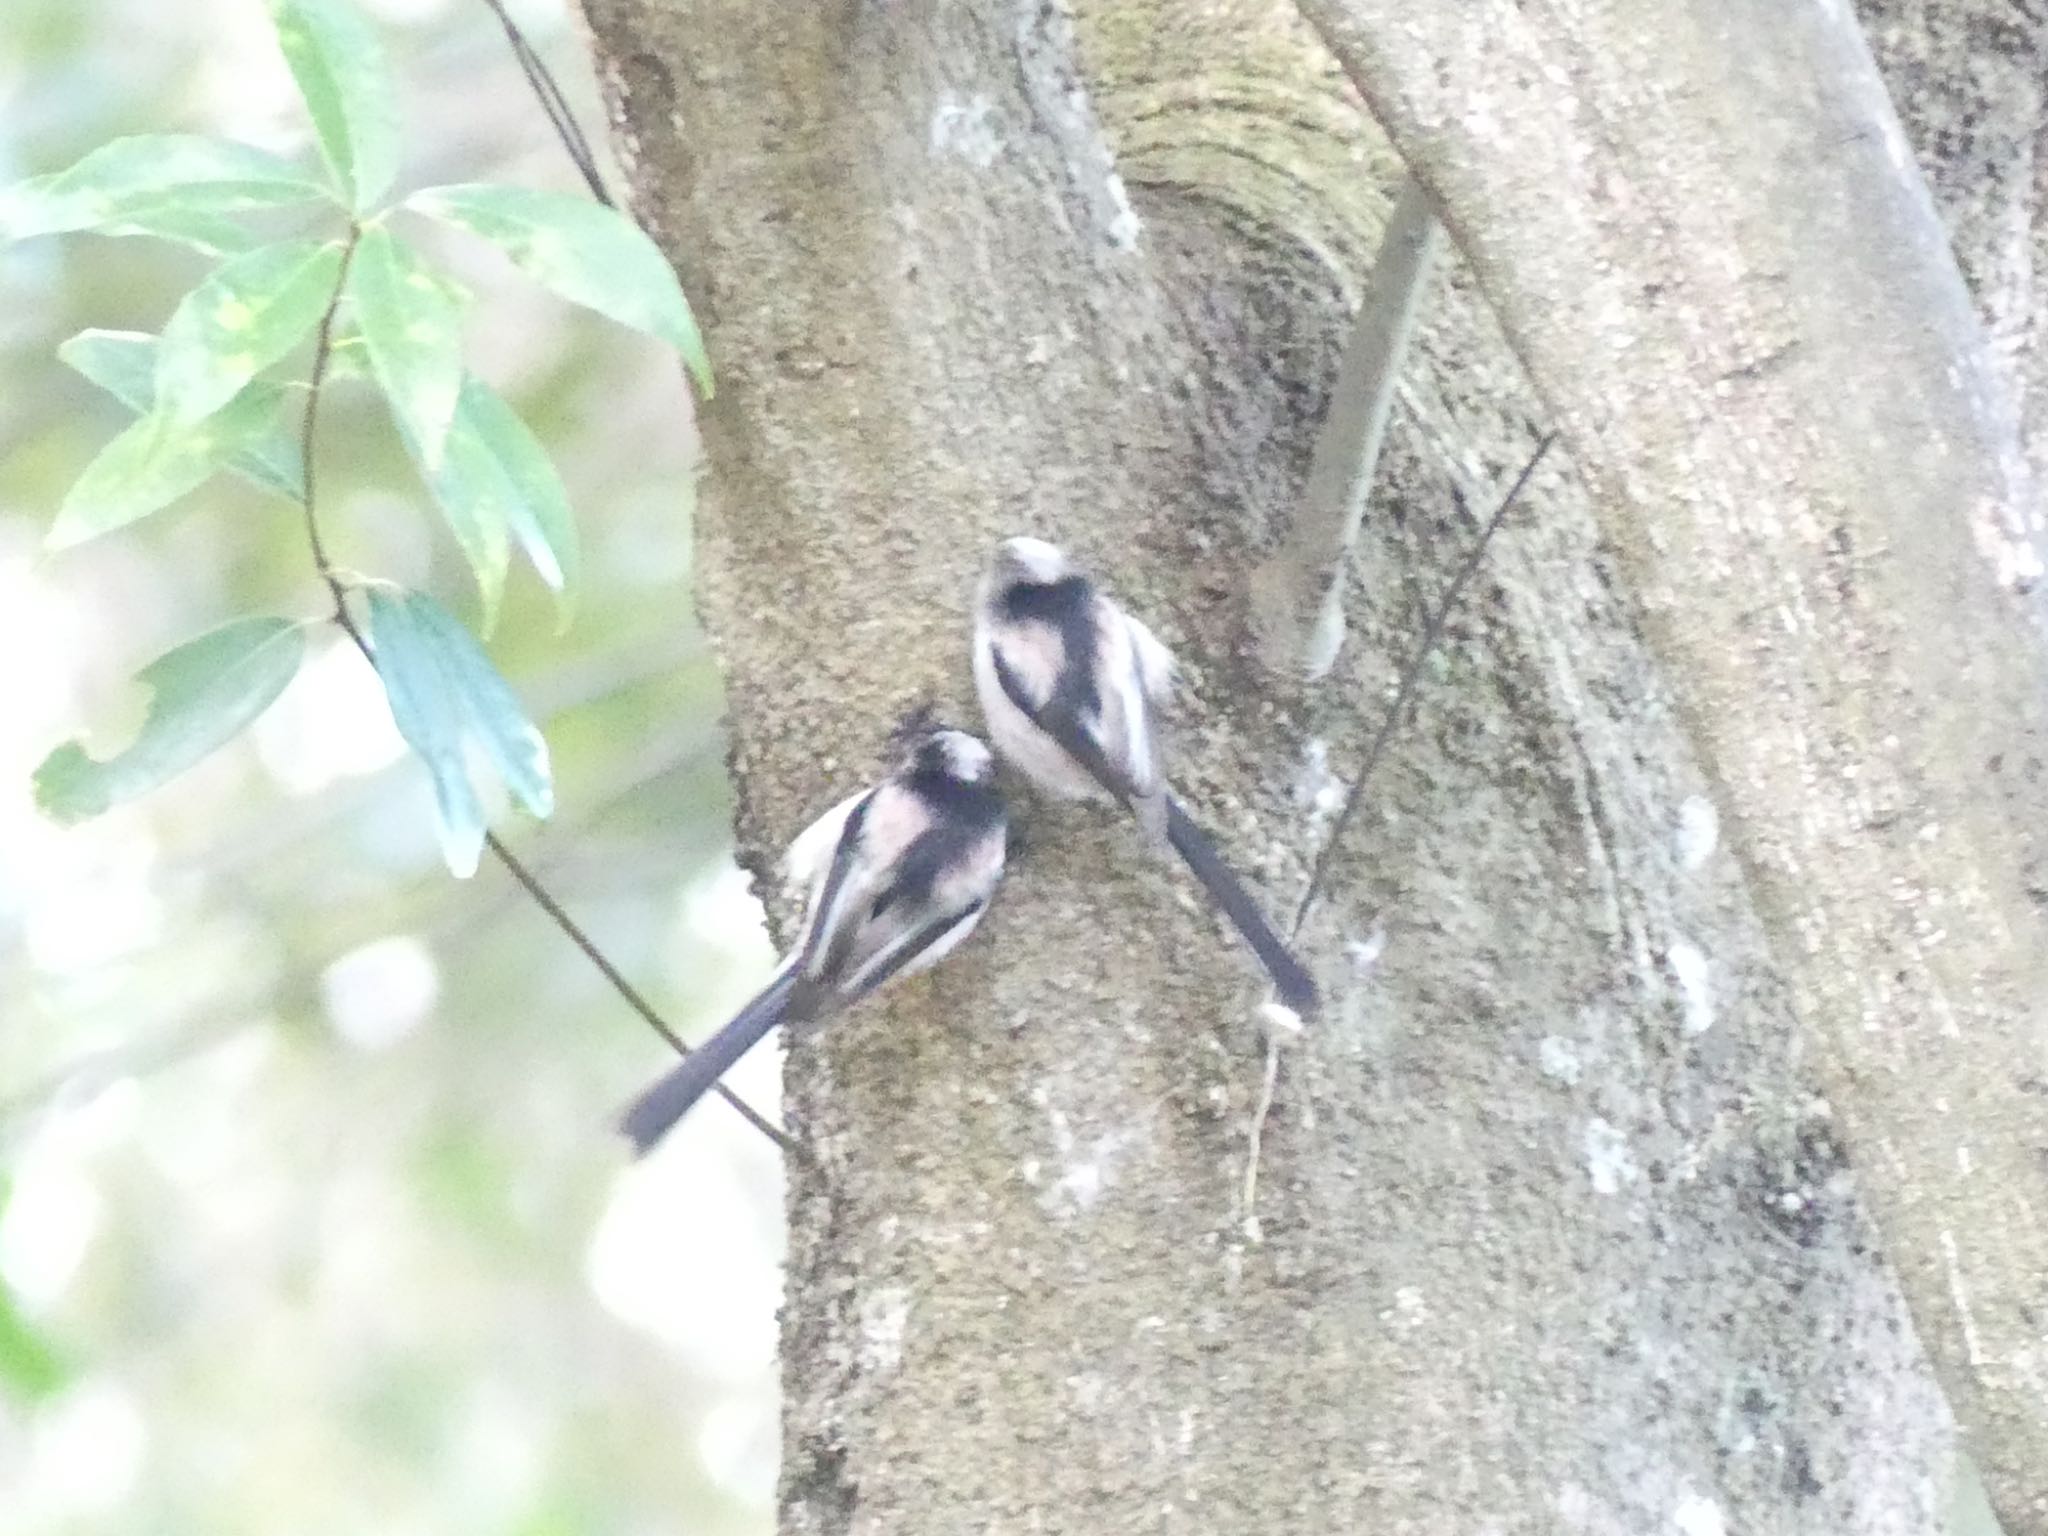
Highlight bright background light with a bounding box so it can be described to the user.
[0,3,781,1530]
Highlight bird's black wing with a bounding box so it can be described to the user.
[990,646,1144,803]
[844,895,991,1001]
[834,768,1005,992]
[794,791,873,984]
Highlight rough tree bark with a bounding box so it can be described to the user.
[575,0,2041,1530]
[1289,0,2048,1523]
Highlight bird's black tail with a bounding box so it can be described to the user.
[618,966,801,1155]
[1165,795,1319,1017]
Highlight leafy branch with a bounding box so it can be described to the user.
[3,0,792,1154]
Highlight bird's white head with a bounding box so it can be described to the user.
[991,536,1073,587]
[922,727,996,782]
[892,704,997,782]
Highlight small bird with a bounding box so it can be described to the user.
[972,537,1318,1018]
[619,721,1009,1153]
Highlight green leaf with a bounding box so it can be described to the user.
[49,384,295,549]
[0,1282,68,1404]
[406,183,712,397]
[267,0,401,211]
[59,329,304,502]
[368,588,553,877]
[0,134,326,242]
[416,376,579,633]
[348,225,465,472]
[32,617,306,823]
[322,330,375,383]
[461,379,578,623]
[97,200,267,256]
[0,1179,67,1404]
[154,238,343,425]
[0,1180,65,1403]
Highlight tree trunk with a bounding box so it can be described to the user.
[576,0,2040,1529]
[1289,0,2048,1523]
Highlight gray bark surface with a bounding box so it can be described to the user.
[1291,0,2048,1523]
[1855,0,2048,495]
[574,0,2041,1529]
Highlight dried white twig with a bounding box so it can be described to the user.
[1252,173,1443,679]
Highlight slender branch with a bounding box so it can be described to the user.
[294,223,795,1157]
[1239,1037,1281,1242]
[478,0,614,206]
[1251,174,1443,679]
[484,830,800,1152]
[1292,434,1555,934]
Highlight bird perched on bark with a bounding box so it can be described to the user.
[972,537,1317,1020]
[619,721,1009,1153]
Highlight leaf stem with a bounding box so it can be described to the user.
[298,225,363,634]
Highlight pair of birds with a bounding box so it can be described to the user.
[620,537,1319,1152]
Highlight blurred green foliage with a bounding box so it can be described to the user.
[0,2,781,1531]
[9,0,710,860]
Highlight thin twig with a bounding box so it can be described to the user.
[478,0,614,206]
[1292,433,1556,936]
[1242,435,1555,1239]
[1239,1037,1281,1242]
[484,830,799,1152]
[294,224,795,1157]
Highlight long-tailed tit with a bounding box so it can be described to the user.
[973,538,1318,1018]
[619,723,1008,1153]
